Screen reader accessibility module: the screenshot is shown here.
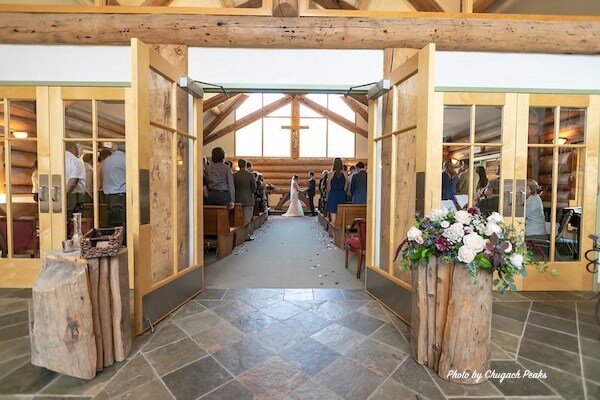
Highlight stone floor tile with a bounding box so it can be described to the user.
[369,323,410,354]
[577,309,598,326]
[110,378,174,400]
[491,329,520,354]
[192,320,246,354]
[390,356,444,400]
[518,338,581,375]
[285,378,343,400]
[254,323,307,353]
[162,356,233,400]
[170,300,207,321]
[518,356,585,400]
[580,337,600,360]
[283,311,332,336]
[492,301,531,322]
[173,310,223,336]
[260,301,306,321]
[518,292,561,301]
[336,311,385,336]
[144,338,207,376]
[0,322,29,343]
[341,290,372,301]
[312,301,353,321]
[212,336,274,376]
[315,357,384,400]
[366,378,418,400]
[0,362,57,395]
[281,338,341,376]
[200,379,254,400]
[356,302,392,323]
[222,288,256,302]
[196,300,237,310]
[523,324,579,353]
[40,361,122,397]
[230,311,279,334]
[428,368,503,397]
[345,338,406,377]
[311,323,366,355]
[35,396,92,400]
[486,360,554,397]
[194,289,228,301]
[527,311,578,335]
[284,300,326,311]
[211,301,255,322]
[284,289,314,301]
[493,291,528,301]
[312,289,344,301]
[242,296,281,310]
[238,356,309,399]
[141,324,188,354]
[582,356,600,384]
[492,343,513,360]
[586,379,600,400]
[0,299,29,317]
[530,302,576,321]
[491,314,526,336]
[93,354,157,399]
[578,320,600,342]
[546,291,586,301]
[0,355,29,380]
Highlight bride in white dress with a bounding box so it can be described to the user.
[283,175,304,217]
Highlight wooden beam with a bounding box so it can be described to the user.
[355,0,371,10]
[0,12,598,54]
[203,94,248,136]
[490,0,520,13]
[237,0,262,7]
[341,95,368,123]
[461,0,473,13]
[203,93,230,110]
[473,0,498,13]
[406,0,444,12]
[349,94,368,107]
[140,0,174,6]
[220,0,236,8]
[273,0,298,17]
[210,106,222,116]
[298,96,368,138]
[204,95,293,144]
[311,0,356,10]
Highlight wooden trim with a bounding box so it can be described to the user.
[529,94,590,108]
[443,92,506,105]
[386,54,419,87]
[367,265,412,291]
[149,52,183,84]
[461,0,473,13]
[298,96,368,137]
[366,98,378,267]
[373,124,417,141]
[60,87,126,100]
[149,120,195,139]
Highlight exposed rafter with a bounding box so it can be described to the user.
[349,94,368,107]
[311,0,357,10]
[341,95,368,123]
[237,0,262,7]
[355,0,371,10]
[406,0,444,12]
[461,0,473,13]
[140,0,174,6]
[273,0,298,17]
[204,94,248,136]
[204,95,294,144]
[220,0,236,8]
[298,96,367,138]
[473,0,498,13]
[203,93,230,110]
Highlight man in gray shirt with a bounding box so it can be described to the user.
[234,159,256,241]
[102,145,126,234]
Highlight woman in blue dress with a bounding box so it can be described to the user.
[326,158,348,225]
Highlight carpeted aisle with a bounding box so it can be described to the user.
[204,216,364,289]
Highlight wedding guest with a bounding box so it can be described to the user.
[97,148,113,194]
[305,171,316,216]
[82,153,94,201]
[234,159,257,241]
[475,179,500,216]
[102,144,127,232]
[319,170,328,212]
[475,165,488,200]
[525,179,547,237]
[350,162,367,204]
[456,160,479,208]
[65,142,86,216]
[347,165,356,197]
[441,160,458,204]
[204,147,235,209]
[327,158,348,224]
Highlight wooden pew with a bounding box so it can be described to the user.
[328,204,367,249]
[204,205,237,259]
[228,203,248,246]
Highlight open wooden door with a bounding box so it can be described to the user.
[365,44,440,324]
[130,39,204,334]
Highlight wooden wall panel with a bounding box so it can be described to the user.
[378,136,392,273]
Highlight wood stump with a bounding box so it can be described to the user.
[410,257,492,384]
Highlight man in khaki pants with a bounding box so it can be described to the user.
[234,159,257,241]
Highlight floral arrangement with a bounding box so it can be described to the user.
[395,207,553,293]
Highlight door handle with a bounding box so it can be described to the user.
[51,174,62,213]
[503,179,513,217]
[38,174,50,213]
[515,179,526,218]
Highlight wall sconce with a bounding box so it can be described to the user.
[0,193,6,204]
[450,158,459,165]
[12,131,28,139]
[557,138,568,145]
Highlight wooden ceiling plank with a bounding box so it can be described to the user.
[406,0,444,12]
[204,94,248,136]
[204,95,293,144]
[341,95,368,123]
[298,96,368,137]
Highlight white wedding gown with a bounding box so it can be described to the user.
[283,180,304,217]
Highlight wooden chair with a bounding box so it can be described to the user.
[204,205,238,259]
[328,204,366,249]
[345,218,367,279]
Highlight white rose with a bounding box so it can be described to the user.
[457,245,477,264]
[484,222,502,237]
[430,208,449,222]
[440,221,450,229]
[487,212,503,224]
[510,253,524,269]
[504,242,513,253]
[407,226,423,243]
[443,222,465,243]
[463,233,486,253]
[455,210,472,225]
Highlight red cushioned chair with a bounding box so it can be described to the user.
[344,218,366,279]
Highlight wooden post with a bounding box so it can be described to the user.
[461,0,474,13]
[98,256,114,367]
[434,261,452,370]
[410,263,428,364]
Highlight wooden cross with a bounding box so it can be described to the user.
[281,95,309,159]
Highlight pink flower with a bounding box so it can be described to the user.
[434,236,452,252]
[467,207,481,216]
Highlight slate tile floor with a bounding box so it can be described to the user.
[0,287,598,399]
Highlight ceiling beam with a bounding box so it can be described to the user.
[473,0,499,13]
[220,0,236,8]
[273,0,298,17]
[406,0,444,12]
[204,94,248,136]
[349,94,368,107]
[341,95,368,123]
[237,0,262,7]
[140,0,174,6]
[298,96,367,138]
[355,0,371,10]
[461,0,473,13]
[311,0,357,10]
[204,95,293,144]
[203,93,230,110]
[0,13,598,54]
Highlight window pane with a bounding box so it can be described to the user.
[235,120,262,157]
[264,93,291,117]
[327,121,354,158]
[97,100,126,139]
[0,142,6,258]
[526,147,552,261]
[554,148,583,262]
[177,135,192,270]
[443,106,470,143]
[263,118,290,157]
[64,141,93,237]
[300,94,327,117]
[0,100,4,137]
[236,93,262,119]
[328,94,354,122]
[559,108,586,145]
[473,147,501,215]
[299,118,326,157]
[528,107,555,145]
[65,101,93,139]
[474,106,502,143]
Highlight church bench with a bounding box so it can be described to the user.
[204,205,238,260]
[229,203,248,246]
[328,204,367,249]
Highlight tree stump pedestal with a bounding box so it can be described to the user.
[30,248,131,380]
[410,257,493,384]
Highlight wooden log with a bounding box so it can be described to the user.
[87,258,104,372]
[31,256,97,380]
[10,149,36,168]
[8,166,33,186]
[410,264,428,365]
[434,261,452,370]
[10,140,37,153]
[109,249,132,362]
[98,256,114,367]
[438,265,493,384]
[426,257,437,369]
[66,106,125,135]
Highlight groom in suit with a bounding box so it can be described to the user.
[350,162,367,204]
[234,159,257,240]
[306,171,316,216]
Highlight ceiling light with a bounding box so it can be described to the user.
[12,131,28,139]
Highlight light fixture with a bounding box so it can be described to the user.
[12,131,28,139]
[557,138,568,145]
[450,158,459,165]
[0,193,6,204]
